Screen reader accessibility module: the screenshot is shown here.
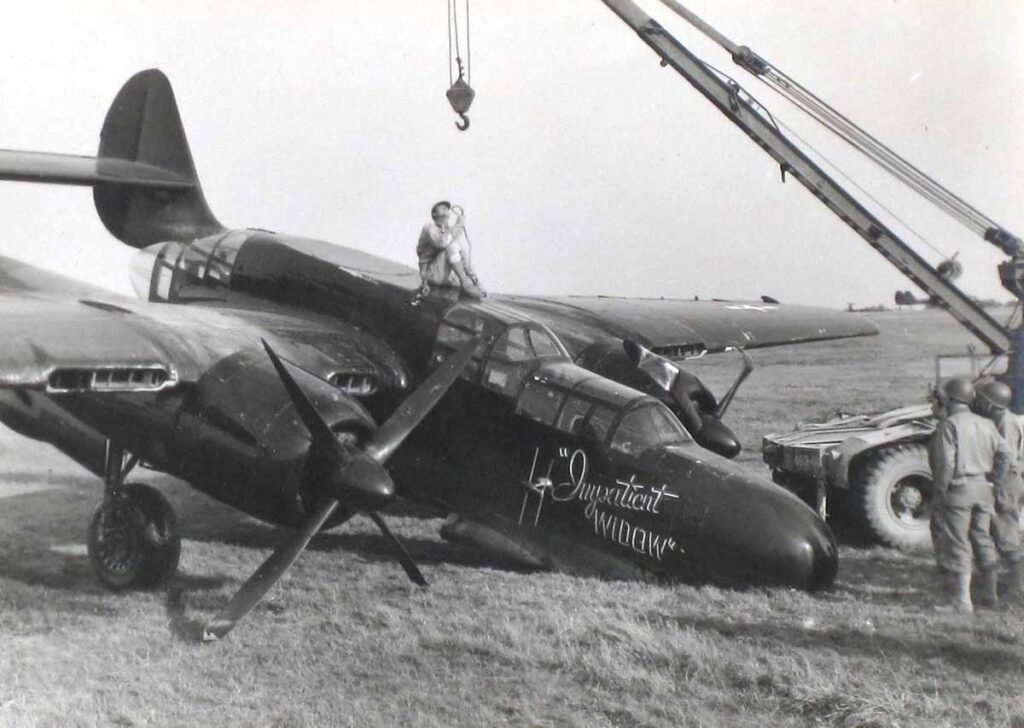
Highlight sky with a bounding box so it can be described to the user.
[0,0,1021,309]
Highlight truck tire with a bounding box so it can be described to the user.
[853,444,932,550]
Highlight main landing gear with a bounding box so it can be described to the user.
[86,443,181,590]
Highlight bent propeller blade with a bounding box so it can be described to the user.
[363,338,479,464]
[622,338,680,392]
[203,499,348,642]
[366,510,428,587]
[202,338,468,639]
[714,347,754,418]
[624,338,700,427]
[262,339,350,467]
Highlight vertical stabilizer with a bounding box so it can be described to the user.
[94,69,225,247]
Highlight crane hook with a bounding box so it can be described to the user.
[447,76,474,132]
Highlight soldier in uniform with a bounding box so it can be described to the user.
[974,379,1024,600]
[929,377,1010,612]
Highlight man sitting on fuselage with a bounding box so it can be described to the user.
[414,200,484,304]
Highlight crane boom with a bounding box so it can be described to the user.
[598,0,1013,354]
[657,0,1022,256]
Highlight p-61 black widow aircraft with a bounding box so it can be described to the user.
[0,70,876,639]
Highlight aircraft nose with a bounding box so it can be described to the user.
[760,506,838,591]
[657,448,837,590]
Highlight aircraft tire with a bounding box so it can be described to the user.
[87,483,181,590]
[853,444,932,550]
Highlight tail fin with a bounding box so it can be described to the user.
[0,69,224,248]
[94,69,224,247]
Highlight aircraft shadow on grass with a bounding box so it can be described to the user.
[0,471,526,611]
[0,465,920,606]
[10,466,1018,657]
[139,471,534,573]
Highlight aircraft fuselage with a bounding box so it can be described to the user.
[115,230,839,589]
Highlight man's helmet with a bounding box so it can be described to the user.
[942,377,976,405]
[977,380,1012,410]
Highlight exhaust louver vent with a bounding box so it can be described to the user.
[47,367,174,393]
[328,372,377,396]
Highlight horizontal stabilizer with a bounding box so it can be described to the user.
[0,150,194,188]
[0,69,224,248]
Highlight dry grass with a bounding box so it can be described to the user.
[2,307,1024,728]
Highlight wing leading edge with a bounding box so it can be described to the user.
[502,295,878,357]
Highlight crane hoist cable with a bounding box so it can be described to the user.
[766,93,964,266]
[656,0,1022,257]
[701,53,960,267]
[446,0,474,131]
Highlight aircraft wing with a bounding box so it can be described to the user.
[174,232,874,360]
[0,255,406,392]
[501,295,878,358]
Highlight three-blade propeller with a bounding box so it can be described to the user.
[202,338,478,641]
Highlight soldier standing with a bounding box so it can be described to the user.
[929,377,1010,612]
[974,379,1024,600]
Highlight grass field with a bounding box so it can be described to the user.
[2,307,1023,728]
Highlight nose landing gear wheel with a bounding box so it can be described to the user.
[87,482,181,590]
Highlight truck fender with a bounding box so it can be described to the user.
[828,423,935,489]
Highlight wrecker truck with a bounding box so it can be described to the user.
[598,0,1023,547]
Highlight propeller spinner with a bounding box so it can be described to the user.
[202,337,478,641]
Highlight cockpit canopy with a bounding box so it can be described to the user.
[434,304,692,456]
[130,231,251,301]
[521,365,692,455]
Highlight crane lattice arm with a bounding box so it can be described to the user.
[598,0,1013,354]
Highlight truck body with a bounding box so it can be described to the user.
[764,353,1015,547]
[764,405,935,547]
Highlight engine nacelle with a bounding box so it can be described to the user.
[170,349,376,527]
[129,234,410,399]
[575,339,718,418]
[576,339,742,457]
